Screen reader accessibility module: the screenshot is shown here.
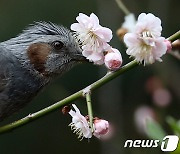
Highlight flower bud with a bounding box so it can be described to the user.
[104,48,122,71]
[164,40,172,52]
[93,118,109,138]
[62,105,71,115]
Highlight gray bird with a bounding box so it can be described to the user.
[0,22,85,121]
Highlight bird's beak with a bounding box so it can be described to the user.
[72,53,89,62]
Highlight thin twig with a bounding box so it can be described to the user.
[168,30,180,42]
[85,92,94,132]
[115,0,130,15]
[167,31,180,60]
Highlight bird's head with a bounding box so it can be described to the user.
[3,22,86,78]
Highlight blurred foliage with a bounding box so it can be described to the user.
[146,117,180,153]
[167,117,180,154]
[172,142,180,154]
[167,117,180,136]
[146,119,166,142]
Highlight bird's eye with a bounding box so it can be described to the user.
[52,41,64,50]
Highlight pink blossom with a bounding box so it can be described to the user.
[71,13,113,64]
[69,104,92,139]
[104,47,123,71]
[93,118,109,138]
[124,13,167,65]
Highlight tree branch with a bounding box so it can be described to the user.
[0,61,138,134]
[168,30,180,42]
[0,31,179,135]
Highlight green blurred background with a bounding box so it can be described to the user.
[0,0,179,154]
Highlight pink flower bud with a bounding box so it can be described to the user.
[164,40,172,52]
[104,48,122,71]
[93,119,109,138]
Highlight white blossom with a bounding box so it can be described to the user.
[124,13,167,65]
[122,13,136,32]
[69,104,92,140]
[71,13,112,64]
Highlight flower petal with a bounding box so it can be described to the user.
[71,23,82,32]
[94,27,112,42]
[152,37,167,58]
[124,33,140,47]
[90,13,100,28]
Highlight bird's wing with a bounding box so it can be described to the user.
[0,47,14,93]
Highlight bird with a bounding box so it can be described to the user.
[0,21,85,121]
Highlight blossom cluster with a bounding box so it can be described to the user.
[71,13,122,70]
[67,12,172,141]
[71,12,170,68]
[68,104,109,140]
